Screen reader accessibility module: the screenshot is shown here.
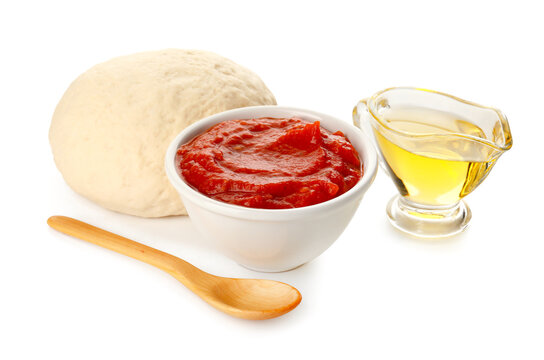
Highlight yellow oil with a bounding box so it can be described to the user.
[373,108,497,206]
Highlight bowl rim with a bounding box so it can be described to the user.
[165,105,378,221]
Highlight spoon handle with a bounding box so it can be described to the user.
[47,216,201,279]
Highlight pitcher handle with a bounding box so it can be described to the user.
[352,98,392,178]
[352,98,369,129]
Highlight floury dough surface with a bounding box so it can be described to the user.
[49,49,277,217]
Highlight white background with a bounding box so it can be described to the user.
[1,1,543,359]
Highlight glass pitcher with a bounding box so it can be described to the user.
[353,87,512,238]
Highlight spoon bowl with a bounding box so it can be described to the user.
[202,277,302,319]
[47,216,301,320]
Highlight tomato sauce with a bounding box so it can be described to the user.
[176,117,363,209]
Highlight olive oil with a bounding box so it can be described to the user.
[373,108,497,206]
[354,87,512,237]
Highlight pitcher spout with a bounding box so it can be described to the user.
[488,107,512,154]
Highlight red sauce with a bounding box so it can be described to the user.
[176,117,363,209]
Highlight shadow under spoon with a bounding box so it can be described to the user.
[47,216,302,320]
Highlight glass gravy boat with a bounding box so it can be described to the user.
[353,87,512,238]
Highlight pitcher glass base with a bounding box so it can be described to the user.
[386,195,471,238]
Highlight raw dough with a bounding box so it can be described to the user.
[49,49,276,217]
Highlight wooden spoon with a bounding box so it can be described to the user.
[47,216,301,320]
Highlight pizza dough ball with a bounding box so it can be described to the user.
[49,49,277,217]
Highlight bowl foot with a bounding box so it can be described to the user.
[237,262,307,273]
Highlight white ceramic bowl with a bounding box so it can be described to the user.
[165,106,378,272]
